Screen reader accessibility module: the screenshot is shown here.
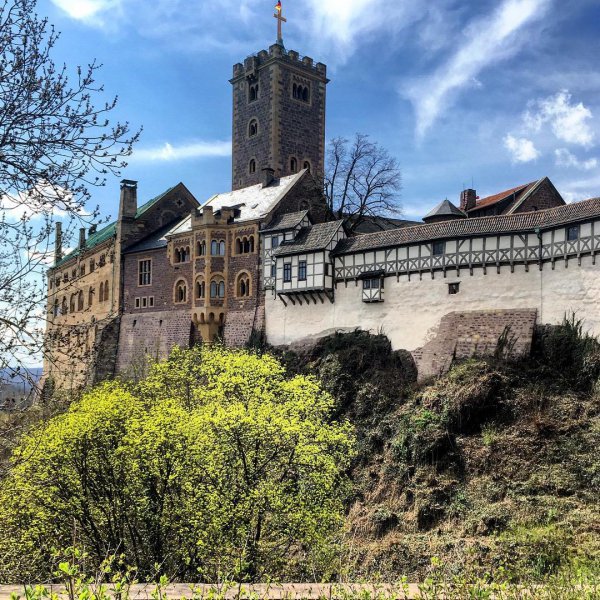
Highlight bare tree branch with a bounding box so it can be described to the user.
[0,0,141,417]
[324,133,402,232]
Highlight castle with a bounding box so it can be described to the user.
[44,10,600,389]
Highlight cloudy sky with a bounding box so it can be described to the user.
[39,0,600,220]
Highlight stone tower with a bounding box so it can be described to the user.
[230,40,329,190]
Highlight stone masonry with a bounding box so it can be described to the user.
[412,309,538,381]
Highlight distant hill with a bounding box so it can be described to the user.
[0,367,42,409]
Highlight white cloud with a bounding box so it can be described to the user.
[52,0,122,23]
[404,0,551,139]
[303,0,422,62]
[503,135,540,163]
[524,90,595,147]
[132,140,231,162]
[555,148,598,171]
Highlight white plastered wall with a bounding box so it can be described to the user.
[265,255,600,350]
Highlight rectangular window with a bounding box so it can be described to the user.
[283,263,292,283]
[567,226,580,241]
[363,278,381,290]
[271,236,280,249]
[135,298,140,308]
[449,282,460,295]
[298,261,307,281]
[270,263,277,278]
[149,296,155,308]
[139,259,152,286]
[142,297,148,308]
[433,241,445,256]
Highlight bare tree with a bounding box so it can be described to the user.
[325,134,402,231]
[0,0,140,407]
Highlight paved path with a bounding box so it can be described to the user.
[0,584,425,600]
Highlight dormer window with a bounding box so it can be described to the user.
[248,119,258,138]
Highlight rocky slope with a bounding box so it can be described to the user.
[279,322,600,581]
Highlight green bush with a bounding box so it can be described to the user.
[0,347,355,583]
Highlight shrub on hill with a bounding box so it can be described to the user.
[0,346,355,583]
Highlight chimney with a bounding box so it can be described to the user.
[54,222,63,263]
[78,228,86,250]
[460,189,477,212]
[262,167,275,188]
[119,179,138,221]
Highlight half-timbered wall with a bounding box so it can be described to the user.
[265,220,600,350]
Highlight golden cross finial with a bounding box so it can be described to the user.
[274,1,287,45]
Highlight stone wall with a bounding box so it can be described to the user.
[412,309,537,380]
[517,178,564,213]
[116,311,192,377]
[231,46,328,190]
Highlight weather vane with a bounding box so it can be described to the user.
[274,1,286,46]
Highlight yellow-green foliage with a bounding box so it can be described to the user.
[0,347,355,583]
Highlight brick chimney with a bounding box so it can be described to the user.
[460,189,477,212]
[78,227,86,250]
[262,167,275,188]
[54,222,62,263]
[118,180,138,221]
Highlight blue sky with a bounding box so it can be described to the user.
[39,0,600,220]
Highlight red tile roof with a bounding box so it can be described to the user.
[469,181,536,212]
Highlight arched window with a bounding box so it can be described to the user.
[249,159,256,174]
[290,157,298,173]
[302,87,309,102]
[175,280,188,304]
[248,119,258,138]
[219,241,226,256]
[303,161,311,173]
[88,287,94,307]
[53,299,59,317]
[249,83,259,102]
[243,237,250,253]
[99,282,104,303]
[69,294,76,313]
[78,290,84,312]
[195,278,206,300]
[211,240,218,255]
[237,273,251,298]
[104,280,110,302]
[236,238,242,254]
[250,236,255,253]
[210,278,226,299]
[197,240,206,256]
[61,297,67,315]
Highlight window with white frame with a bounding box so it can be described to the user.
[298,260,307,281]
[139,259,152,286]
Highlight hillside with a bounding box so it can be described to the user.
[280,323,600,581]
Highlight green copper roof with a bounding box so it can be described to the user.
[52,184,180,269]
